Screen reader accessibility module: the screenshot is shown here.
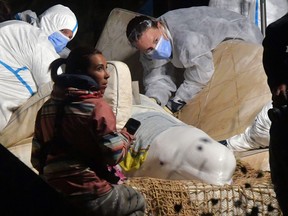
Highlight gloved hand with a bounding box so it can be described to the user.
[149,97,161,105]
[166,98,186,113]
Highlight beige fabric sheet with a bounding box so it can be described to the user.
[178,40,272,142]
[0,82,53,148]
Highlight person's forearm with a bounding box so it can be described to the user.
[102,131,132,165]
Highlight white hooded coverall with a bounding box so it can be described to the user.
[0,4,79,132]
[140,6,264,106]
[0,21,60,131]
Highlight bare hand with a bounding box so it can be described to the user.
[121,127,135,140]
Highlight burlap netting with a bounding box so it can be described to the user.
[125,161,280,216]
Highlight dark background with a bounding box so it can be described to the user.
[6,0,209,49]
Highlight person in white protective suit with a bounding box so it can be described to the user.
[0,5,78,133]
[14,4,78,57]
[126,6,264,113]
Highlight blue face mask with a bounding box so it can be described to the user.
[148,35,172,60]
[48,31,69,53]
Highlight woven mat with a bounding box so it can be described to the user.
[125,161,281,216]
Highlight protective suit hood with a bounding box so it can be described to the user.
[39,4,78,39]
